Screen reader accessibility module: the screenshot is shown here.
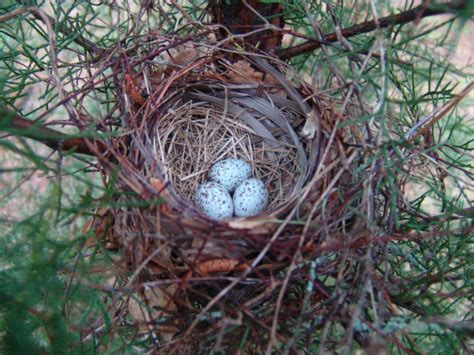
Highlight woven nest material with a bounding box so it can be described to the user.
[128,54,344,218]
[152,91,308,211]
[89,46,365,351]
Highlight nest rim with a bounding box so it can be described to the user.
[116,50,362,228]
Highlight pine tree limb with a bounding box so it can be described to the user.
[2,4,105,54]
[277,1,468,60]
[1,110,102,156]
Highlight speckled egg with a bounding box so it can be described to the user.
[209,158,252,192]
[233,178,269,218]
[195,182,233,221]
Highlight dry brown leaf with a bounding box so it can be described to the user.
[171,46,198,66]
[300,108,319,140]
[144,285,178,314]
[149,43,202,88]
[226,60,264,84]
[128,285,178,335]
[195,258,248,275]
[156,43,200,70]
[226,60,286,97]
[227,217,275,233]
[128,294,151,332]
[124,74,146,106]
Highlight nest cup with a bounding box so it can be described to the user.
[137,56,319,220]
[152,98,308,213]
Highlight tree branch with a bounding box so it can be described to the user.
[1,110,102,156]
[2,4,105,55]
[277,1,468,60]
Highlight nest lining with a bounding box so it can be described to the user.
[152,100,305,211]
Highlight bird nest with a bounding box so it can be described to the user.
[87,45,366,352]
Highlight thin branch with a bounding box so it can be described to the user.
[1,110,102,156]
[31,10,105,55]
[277,1,468,60]
[2,4,105,54]
[404,81,474,142]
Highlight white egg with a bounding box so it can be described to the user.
[209,158,252,192]
[195,182,233,221]
[233,178,269,218]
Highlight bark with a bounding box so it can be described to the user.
[210,0,285,52]
[1,111,101,156]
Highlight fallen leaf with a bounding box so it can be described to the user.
[195,259,248,274]
[128,285,178,336]
[227,217,275,233]
[124,74,146,106]
[226,60,286,97]
[300,108,319,140]
[226,60,264,84]
[171,46,198,66]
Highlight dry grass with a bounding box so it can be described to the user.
[151,101,304,210]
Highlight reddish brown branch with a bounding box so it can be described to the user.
[1,111,102,156]
[277,1,467,60]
